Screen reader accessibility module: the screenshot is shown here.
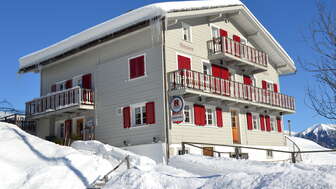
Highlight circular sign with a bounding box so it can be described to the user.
[170,96,185,113]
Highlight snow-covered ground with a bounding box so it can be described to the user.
[1,122,336,189]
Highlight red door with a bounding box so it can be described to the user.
[219,29,228,52]
[177,55,191,70]
[211,65,230,95]
[243,75,252,99]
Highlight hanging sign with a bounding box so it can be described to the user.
[170,96,185,122]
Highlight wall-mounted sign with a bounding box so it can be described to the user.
[169,96,185,113]
[172,111,184,122]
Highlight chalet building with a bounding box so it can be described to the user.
[19,0,296,162]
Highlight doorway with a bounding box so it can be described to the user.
[76,118,84,140]
[231,110,241,144]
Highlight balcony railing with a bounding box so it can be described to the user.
[168,70,295,111]
[26,87,94,116]
[207,36,268,68]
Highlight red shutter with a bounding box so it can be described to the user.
[233,35,241,57]
[82,74,92,89]
[65,80,72,89]
[51,84,56,92]
[273,84,278,93]
[260,115,265,131]
[211,65,221,78]
[137,56,145,77]
[129,58,137,79]
[219,29,228,37]
[216,108,223,127]
[277,117,282,132]
[265,116,271,131]
[194,104,205,126]
[262,80,267,89]
[177,55,191,70]
[246,113,253,130]
[146,102,155,124]
[243,75,252,85]
[123,106,131,128]
[221,67,230,80]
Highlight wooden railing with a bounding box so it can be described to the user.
[26,87,94,116]
[169,70,295,111]
[207,36,268,67]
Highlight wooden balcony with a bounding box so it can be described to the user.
[168,70,295,113]
[26,87,94,117]
[207,37,268,73]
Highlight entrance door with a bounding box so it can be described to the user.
[203,147,214,157]
[231,110,241,144]
[76,119,84,140]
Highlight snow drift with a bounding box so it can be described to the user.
[71,140,156,171]
[0,122,115,189]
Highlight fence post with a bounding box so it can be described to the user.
[291,152,296,163]
[182,142,186,155]
[235,147,240,159]
[126,155,130,169]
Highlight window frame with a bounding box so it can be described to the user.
[252,113,260,131]
[270,116,276,132]
[131,102,147,127]
[202,60,211,76]
[205,106,216,126]
[181,22,192,42]
[183,104,193,124]
[73,75,83,88]
[56,80,66,92]
[210,24,220,39]
[128,53,147,80]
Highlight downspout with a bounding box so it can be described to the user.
[161,17,170,164]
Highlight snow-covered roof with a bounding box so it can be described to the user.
[19,0,243,72]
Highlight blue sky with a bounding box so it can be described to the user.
[0,0,333,132]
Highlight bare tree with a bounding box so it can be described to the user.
[302,1,336,120]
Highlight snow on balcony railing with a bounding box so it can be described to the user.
[26,87,94,116]
[169,70,295,111]
[207,37,268,67]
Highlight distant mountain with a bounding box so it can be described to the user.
[295,124,336,149]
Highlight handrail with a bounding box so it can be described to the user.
[89,155,130,188]
[169,69,296,111]
[207,36,269,67]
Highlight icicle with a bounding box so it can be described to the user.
[149,17,162,46]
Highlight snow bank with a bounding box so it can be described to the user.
[0,122,114,189]
[72,140,156,171]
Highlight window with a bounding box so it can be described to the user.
[270,117,276,131]
[252,114,260,130]
[211,26,220,38]
[266,150,273,159]
[203,62,211,75]
[206,108,214,125]
[73,76,83,88]
[129,55,145,79]
[184,105,192,124]
[57,81,65,91]
[182,23,191,42]
[267,82,274,91]
[134,105,146,126]
[178,149,189,155]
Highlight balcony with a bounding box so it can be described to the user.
[168,70,295,113]
[207,37,269,73]
[26,87,94,118]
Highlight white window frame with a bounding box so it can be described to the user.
[183,104,193,124]
[205,106,216,126]
[128,53,147,81]
[202,60,211,76]
[264,80,274,91]
[182,22,192,42]
[131,102,147,127]
[270,116,276,132]
[210,24,220,39]
[73,75,83,88]
[56,80,66,92]
[252,113,260,131]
